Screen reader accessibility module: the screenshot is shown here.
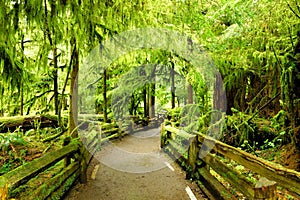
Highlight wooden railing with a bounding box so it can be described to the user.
[0,121,121,200]
[0,141,80,200]
[161,124,300,200]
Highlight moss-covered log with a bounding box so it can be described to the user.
[0,114,67,132]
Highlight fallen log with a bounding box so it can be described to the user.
[0,114,67,133]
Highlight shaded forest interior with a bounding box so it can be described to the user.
[0,0,300,199]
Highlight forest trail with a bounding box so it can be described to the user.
[64,128,206,200]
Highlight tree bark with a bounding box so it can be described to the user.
[213,72,226,112]
[103,69,107,123]
[149,83,155,118]
[53,47,59,115]
[44,0,59,115]
[143,87,147,118]
[20,35,25,116]
[171,62,175,109]
[69,43,79,138]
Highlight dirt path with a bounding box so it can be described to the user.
[64,128,207,200]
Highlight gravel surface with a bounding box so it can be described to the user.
[64,128,207,200]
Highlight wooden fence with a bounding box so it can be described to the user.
[161,124,300,200]
[0,121,121,200]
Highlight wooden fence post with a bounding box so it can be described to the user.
[63,137,71,167]
[187,136,199,179]
[98,124,102,145]
[0,177,8,200]
[160,123,166,147]
[80,146,88,184]
[254,177,277,200]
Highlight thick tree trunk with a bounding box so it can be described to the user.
[103,69,107,123]
[171,62,175,109]
[69,45,79,138]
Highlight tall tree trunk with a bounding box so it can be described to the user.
[44,0,59,115]
[53,48,59,115]
[69,43,79,138]
[58,45,75,129]
[20,35,24,115]
[146,85,149,117]
[149,83,155,118]
[103,69,107,123]
[213,72,226,112]
[188,83,193,104]
[149,65,156,118]
[143,87,147,118]
[171,62,175,108]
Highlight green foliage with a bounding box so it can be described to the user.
[0,130,27,152]
[180,104,200,132]
[166,107,182,122]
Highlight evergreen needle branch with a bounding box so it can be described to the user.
[286,0,300,19]
[228,93,280,135]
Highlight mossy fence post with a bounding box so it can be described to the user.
[254,177,277,200]
[0,176,8,200]
[63,137,71,167]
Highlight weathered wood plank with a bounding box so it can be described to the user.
[168,140,187,155]
[29,162,80,200]
[2,143,78,191]
[197,167,236,200]
[164,141,186,162]
[101,133,119,143]
[202,153,254,199]
[164,126,194,140]
[196,133,300,195]
[78,114,104,121]
[102,128,119,136]
[0,177,8,200]
[48,168,81,200]
[254,177,276,199]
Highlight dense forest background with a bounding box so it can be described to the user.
[0,0,299,170]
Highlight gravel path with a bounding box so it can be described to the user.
[64,128,207,200]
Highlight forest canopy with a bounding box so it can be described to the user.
[0,0,299,164]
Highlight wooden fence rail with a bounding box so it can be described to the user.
[0,141,80,200]
[0,121,121,200]
[161,124,300,200]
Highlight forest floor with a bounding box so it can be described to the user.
[64,128,207,200]
[258,143,300,171]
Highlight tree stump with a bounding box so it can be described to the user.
[254,177,277,200]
